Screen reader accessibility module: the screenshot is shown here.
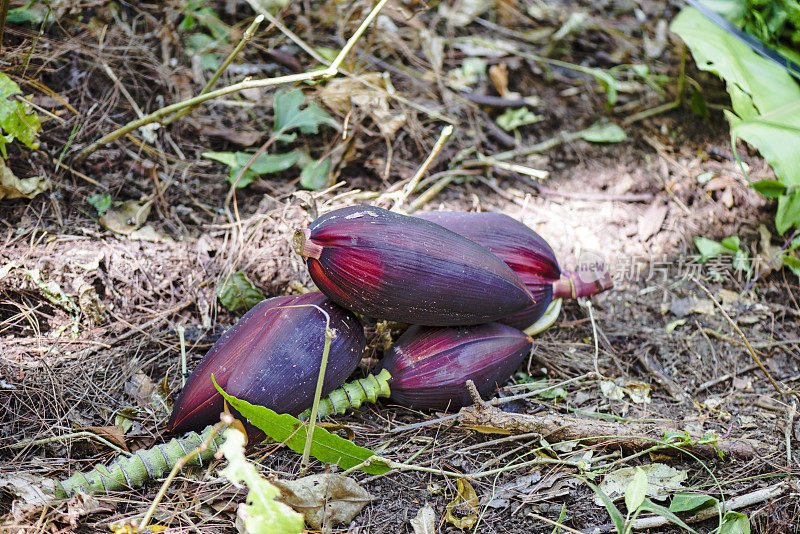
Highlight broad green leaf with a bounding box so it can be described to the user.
[671,9,800,115]
[783,255,800,277]
[215,381,391,475]
[495,108,543,131]
[202,151,238,167]
[0,73,41,157]
[247,151,299,175]
[219,429,305,534]
[625,467,647,513]
[87,194,112,216]
[640,498,699,534]
[776,192,800,234]
[580,122,627,143]
[203,151,300,188]
[669,492,718,513]
[694,236,730,262]
[217,272,265,312]
[714,511,750,534]
[273,89,332,135]
[672,7,800,234]
[719,236,740,252]
[582,478,625,534]
[751,179,787,197]
[300,157,331,190]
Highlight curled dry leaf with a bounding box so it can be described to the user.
[0,158,50,200]
[319,73,406,136]
[445,479,479,530]
[272,474,373,530]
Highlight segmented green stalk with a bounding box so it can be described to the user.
[54,424,225,497]
[298,369,392,421]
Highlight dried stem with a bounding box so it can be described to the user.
[162,15,265,126]
[74,0,391,162]
[393,125,454,211]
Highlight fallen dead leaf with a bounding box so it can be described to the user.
[598,463,687,505]
[272,473,373,530]
[84,425,129,451]
[55,492,115,528]
[319,73,406,136]
[201,126,263,146]
[637,201,668,241]
[410,504,436,534]
[0,158,50,200]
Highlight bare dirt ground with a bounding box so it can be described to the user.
[1,0,799,532]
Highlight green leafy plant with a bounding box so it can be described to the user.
[694,235,751,273]
[202,89,334,190]
[672,7,800,235]
[86,193,112,216]
[219,428,305,534]
[217,271,265,312]
[0,73,41,158]
[583,469,698,534]
[179,0,229,70]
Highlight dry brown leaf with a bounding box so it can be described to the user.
[0,159,50,200]
[273,473,373,530]
[56,491,115,528]
[201,126,263,146]
[319,73,406,136]
[488,63,509,98]
[637,202,668,241]
[84,425,129,451]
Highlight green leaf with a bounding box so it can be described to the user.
[219,428,305,534]
[0,73,41,157]
[719,236,740,253]
[203,151,300,188]
[694,236,730,262]
[713,511,750,534]
[300,157,331,190]
[217,272,265,312]
[549,503,568,534]
[669,492,718,513]
[580,122,627,143]
[202,151,238,167]
[751,179,787,197]
[783,255,800,277]
[495,108,543,131]
[215,380,391,475]
[582,478,625,534]
[273,89,333,135]
[87,194,112,216]
[640,498,699,534]
[672,7,800,235]
[248,151,300,175]
[624,467,647,514]
[7,5,49,25]
[776,192,800,234]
